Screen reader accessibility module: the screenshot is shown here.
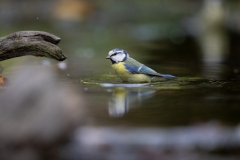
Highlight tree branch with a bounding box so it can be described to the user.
[0,31,67,61]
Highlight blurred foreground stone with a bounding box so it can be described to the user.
[62,123,240,160]
[0,66,84,160]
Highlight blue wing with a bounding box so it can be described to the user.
[124,64,139,74]
[124,64,176,79]
[138,65,159,76]
[124,64,159,76]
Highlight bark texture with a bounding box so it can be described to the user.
[0,31,67,61]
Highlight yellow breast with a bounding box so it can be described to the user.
[112,62,151,83]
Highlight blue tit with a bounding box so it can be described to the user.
[106,48,176,83]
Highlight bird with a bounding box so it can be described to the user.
[106,48,176,83]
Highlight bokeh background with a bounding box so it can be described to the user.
[1,0,240,160]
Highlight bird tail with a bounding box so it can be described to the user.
[160,74,177,79]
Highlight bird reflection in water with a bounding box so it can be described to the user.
[108,87,156,117]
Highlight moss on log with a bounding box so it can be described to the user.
[0,31,67,61]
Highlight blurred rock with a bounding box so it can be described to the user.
[61,123,240,160]
[0,66,85,159]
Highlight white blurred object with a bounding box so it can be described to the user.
[198,0,228,79]
[185,0,228,79]
[58,61,67,70]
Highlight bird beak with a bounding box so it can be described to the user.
[106,55,110,59]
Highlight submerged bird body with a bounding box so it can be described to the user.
[106,48,176,83]
[112,58,152,83]
[112,62,151,83]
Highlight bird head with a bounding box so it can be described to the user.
[106,48,129,63]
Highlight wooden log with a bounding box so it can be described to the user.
[0,31,67,61]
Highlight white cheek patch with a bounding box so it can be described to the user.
[112,54,125,62]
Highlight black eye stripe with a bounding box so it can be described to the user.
[111,53,117,57]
